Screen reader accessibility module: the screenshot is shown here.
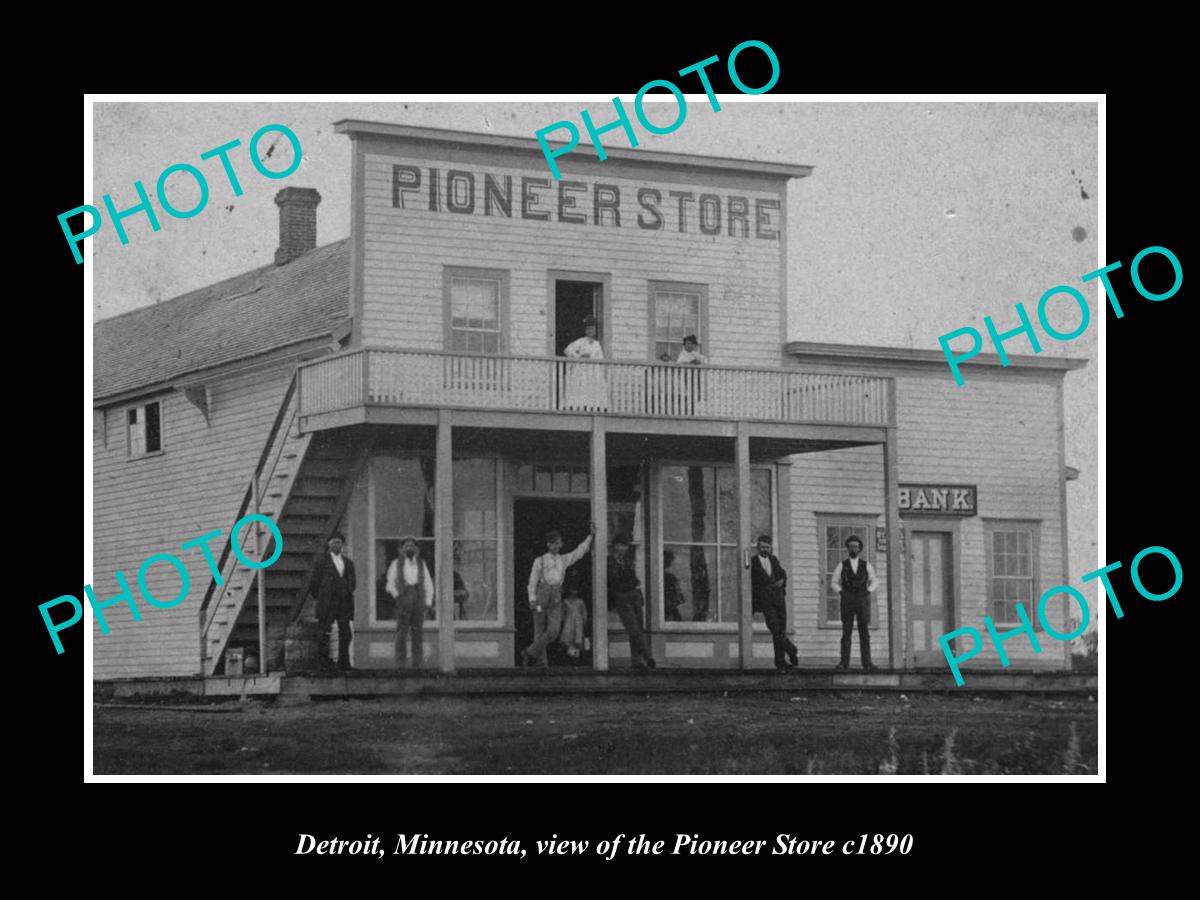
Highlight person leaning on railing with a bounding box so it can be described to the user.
[675,335,707,365]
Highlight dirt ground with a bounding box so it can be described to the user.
[92,691,1097,775]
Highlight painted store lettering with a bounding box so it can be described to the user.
[392,165,779,240]
[898,484,977,515]
[938,245,1182,386]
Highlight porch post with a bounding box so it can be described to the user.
[591,417,608,671]
[736,422,753,669]
[883,378,902,670]
[435,409,455,674]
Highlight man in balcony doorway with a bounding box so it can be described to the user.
[303,532,357,673]
[387,537,434,670]
[523,524,595,667]
[749,535,799,672]
[831,535,880,672]
[609,534,656,670]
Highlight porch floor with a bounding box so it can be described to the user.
[99,668,1097,701]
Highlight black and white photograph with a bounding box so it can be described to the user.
[84,96,1103,777]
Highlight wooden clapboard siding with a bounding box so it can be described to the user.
[788,368,1069,669]
[789,445,888,660]
[360,154,784,368]
[92,365,294,679]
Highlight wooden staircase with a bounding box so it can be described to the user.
[198,372,366,676]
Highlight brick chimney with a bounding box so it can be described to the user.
[274,187,320,265]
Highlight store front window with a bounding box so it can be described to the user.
[372,456,436,624]
[661,465,772,624]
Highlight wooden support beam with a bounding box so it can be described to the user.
[435,410,455,674]
[883,424,903,671]
[736,422,753,669]
[591,418,608,672]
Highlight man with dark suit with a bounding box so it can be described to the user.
[749,534,799,671]
[608,534,656,670]
[302,532,356,672]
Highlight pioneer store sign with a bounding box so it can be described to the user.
[390,164,781,240]
[898,484,977,516]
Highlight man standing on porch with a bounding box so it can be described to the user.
[303,532,356,673]
[522,524,595,667]
[831,535,880,672]
[749,535,799,672]
[608,534,656,670]
[386,537,434,669]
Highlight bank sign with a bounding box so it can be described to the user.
[898,484,977,516]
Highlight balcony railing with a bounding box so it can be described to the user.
[297,349,891,427]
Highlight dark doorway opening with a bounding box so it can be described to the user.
[555,281,601,356]
[513,498,593,668]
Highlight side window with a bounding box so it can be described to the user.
[127,401,163,457]
[984,521,1041,628]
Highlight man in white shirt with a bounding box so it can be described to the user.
[386,537,434,669]
[522,524,595,667]
[830,535,880,672]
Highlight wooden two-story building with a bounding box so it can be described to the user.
[92,121,1086,682]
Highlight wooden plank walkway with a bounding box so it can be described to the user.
[98,668,1096,701]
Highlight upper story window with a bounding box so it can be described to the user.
[127,401,162,457]
[444,266,508,354]
[649,281,708,362]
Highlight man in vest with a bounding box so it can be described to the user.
[830,535,880,672]
[386,537,434,669]
[522,524,595,667]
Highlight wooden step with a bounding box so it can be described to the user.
[277,534,327,555]
[278,515,329,535]
[300,459,353,478]
[307,441,357,461]
[271,554,317,573]
[282,497,337,516]
[294,476,343,497]
[267,570,308,590]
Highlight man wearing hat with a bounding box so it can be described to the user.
[302,531,357,672]
[608,534,656,670]
[749,534,799,671]
[675,334,707,365]
[386,537,435,669]
[830,535,879,672]
[523,523,596,667]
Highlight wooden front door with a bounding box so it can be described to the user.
[909,531,954,667]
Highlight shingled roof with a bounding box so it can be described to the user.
[94,239,350,401]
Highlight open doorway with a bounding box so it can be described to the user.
[513,497,593,667]
[555,280,602,356]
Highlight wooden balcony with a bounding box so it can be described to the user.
[297,349,892,427]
